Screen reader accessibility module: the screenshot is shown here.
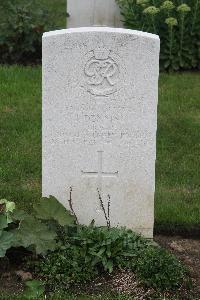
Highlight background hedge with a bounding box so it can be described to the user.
[117,0,200,71]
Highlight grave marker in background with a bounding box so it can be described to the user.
[42,27,160,238]
[67,0,123,28]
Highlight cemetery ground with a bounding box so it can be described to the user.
[0,66,199,233]
[0,66,200,299]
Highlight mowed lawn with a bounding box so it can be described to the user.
[0,66,199,231]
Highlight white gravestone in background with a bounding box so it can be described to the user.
[42,27,160,238]
[67,0,123,28]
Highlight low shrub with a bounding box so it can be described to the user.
[132,246,188,290]
[67,226,148,272]
[0,2,53,65]
[34,225,188,292]
[33,226,147,289]
[116,0,200,71]
[33,245,98,290]
[0,196,189,292]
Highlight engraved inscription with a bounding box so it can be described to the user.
[81,150,118,192]
[84,46,120,96]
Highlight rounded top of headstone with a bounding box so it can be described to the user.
[43,27,160,41]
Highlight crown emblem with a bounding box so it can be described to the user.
[94,47,110,60]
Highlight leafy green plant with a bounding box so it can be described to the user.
[0,229,14,258]
[132,246,188,290]
[34,244,97,290]
[116,0,200,71]
[23,280,45,299]
[12,215,57,255]
[0,197,189,292]
[0,199,15,257]
[33,226,147,289]
[0,196,75,258]
[68,226,148,273]
[0,1,53,64]
[33,196,76,227]
[34,225,188,292]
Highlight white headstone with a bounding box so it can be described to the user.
[42,27,160,238]
[67,0,123,28]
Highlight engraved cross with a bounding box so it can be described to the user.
[81,151,118,192]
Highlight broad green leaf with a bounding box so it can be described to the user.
[0,199,15,213]
[121,252,136,257]
[33,196,75,226]
[0,215,8,230]
[23,280,45,299]
[107,260,114,273]
[0,229,14,257]
[12,216,57,255]
[12,209,29,221]
[106,245,111,258]
[5,201,15,213]
[96,247,106,257]
[0,199,16,223]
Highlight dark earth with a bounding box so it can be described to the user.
[0,236,200,299]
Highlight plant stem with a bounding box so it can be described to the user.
[97,189,110,228]
[107,194,111,228]
[169,26,173,61]
[179,14,185,62]
[191,0,199,34]
[68,186,79,225]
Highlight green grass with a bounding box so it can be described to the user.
[0,66,199,230]
[155,73,200,231]
[0,66,41,212]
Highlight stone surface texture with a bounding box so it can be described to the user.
[42,27,160,238]
[67,0,123,28]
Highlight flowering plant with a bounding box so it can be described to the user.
[116,0,200,71]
